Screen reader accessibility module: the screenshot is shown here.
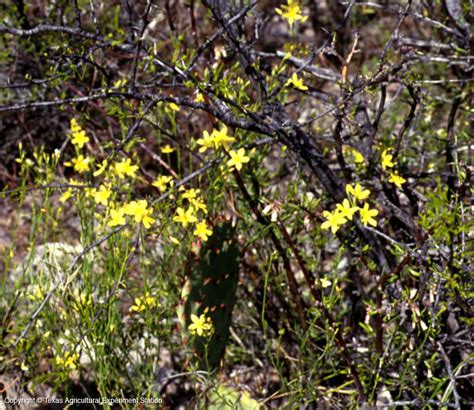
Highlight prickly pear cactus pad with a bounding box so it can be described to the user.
[182,221,239,370]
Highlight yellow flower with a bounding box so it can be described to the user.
[93,159,108,177]
[193,221,213,241]
[275,0,308,26]
[195,92,205,103]
[173,207,197,228]
[168,102,180,112]
[70,119,89,148]
[93,184,112,206]
[344,146,365,164]
[345,183,370,202]
[71,130,89,148]
[335,199,359,221]
[55,352,79,370]
[129,292,155,313]
[123,199,155,229]
[114,158,138,179]
[359,203,378,227]
[321,210,347,234]
[227,148,250,171]
[108,207,126,227]
[130,298,145,312]
[285,73,308,91]
[196,130,215,153]
[189,197,208,214]
[352,149,365,164]
[28,285,44,301]
[196,126,235,153]
[381,148,395,170]
[212,125,235,149]
[161,144,175,154]
[188,313,213,337]
[60,189,73,203]
[182,188,200,201]
[152,175,173,193]
[70,118,81,133]
[66,154,91,173]
[388,171,406,188]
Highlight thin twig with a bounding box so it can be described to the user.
[438,341,461,410]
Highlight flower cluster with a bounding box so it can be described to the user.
[188,313,213,337]
[129,292,155,313]
[54,352,79,370]
[321,183,379,234]
[113,157,139,179]
[197,125,235,153]
[173,188,213,242]
[381,148,406,189]
[61,120,159,233]
[60,117,242,247]
[64,119,94,173]
[107,199,155,229]
[196,124,251,172]
[65,154,139,183]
